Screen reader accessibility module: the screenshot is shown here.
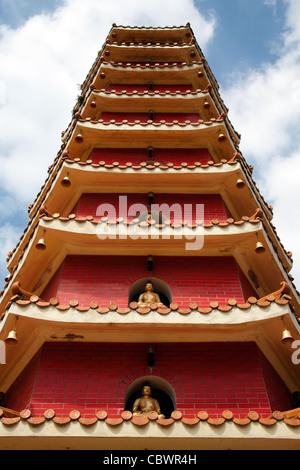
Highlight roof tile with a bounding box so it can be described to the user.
[27,417,46,426]
[44,409,55,419]
[181,417,200,426]
[157,418,175,426]
[171,410,182,420]
[222,410,234,420]
[232,417,251,426]
[79,417,98,426]
[96,410,107,420]
[52,416,71,425]
[1,417,21,425]
[20,409,31,419]
[121,411,132,421]
[105,417,124,426]
[259,418,277,426]
[248,411,260,421]
[131,416,149,426]
[69,410,81,420]
[1,408,300,430]
[207,418,225,426]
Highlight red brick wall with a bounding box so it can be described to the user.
[73,193,231,223]
[101,112,200,123]
[40,262,64,302]
[112,62,185,66]
[90,148,211,165]
[107,84,194,92]
[14,342,291,419]
[42,255,255,307]
[257,348,292,412]
[6,350,41,412]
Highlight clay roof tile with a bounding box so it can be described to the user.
[207,417,225,426]
[2,408,300,430]
[121,411,132,421]
[79,417,98,426]
[131,416,149,426]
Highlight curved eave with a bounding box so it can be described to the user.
[1,300,299,395]
[81,89,219,122]
[27,158,272,225]
[1,416,300,450]
[8,161,290,292]
[2,218,299,317]
[64,119,238,162]
[76,89,236,144]
[35,161,262,218]
[38,220,297,302]
[92,61,210,91]
[102,43,200,64]
[107,25,193,45]
[9,161,278,274]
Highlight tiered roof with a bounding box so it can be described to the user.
[0,23,300,449]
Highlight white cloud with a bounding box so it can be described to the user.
[222,0,300,288]
[222,56,300,163]
[282,0,300,47]
[261,151,300,287]
[0,223,21,278]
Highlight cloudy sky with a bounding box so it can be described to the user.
[0,0,300,292]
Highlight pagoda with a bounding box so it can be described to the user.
[0,23,300,451]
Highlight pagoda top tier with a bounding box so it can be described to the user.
[80,23,219,98]
[107,23,195,45]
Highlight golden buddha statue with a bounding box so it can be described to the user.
[137,282,163,306]
[132,385,165,418]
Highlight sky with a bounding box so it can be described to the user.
[0,0,299,294]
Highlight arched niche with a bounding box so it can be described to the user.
[128,277,172,307]
[124,375,176,419]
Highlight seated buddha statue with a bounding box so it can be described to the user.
[137,282,163,306]
[132,385,165,419]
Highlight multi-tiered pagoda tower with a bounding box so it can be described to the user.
[0,24,300,450]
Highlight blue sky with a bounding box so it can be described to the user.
[0,0,300,294]
[197,0,287,80]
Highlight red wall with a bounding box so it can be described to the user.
[107,84,194,92]
[73,193,231,223]
[90,148,211,165]
[101,112,200,123]
[257,348,293,412]
[7,342,292,419]
[112,62,186,66]
[42,255,256,308]
[4,350,41,412]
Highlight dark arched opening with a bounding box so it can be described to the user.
[124,376,176,419]
[128,277,172,307]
